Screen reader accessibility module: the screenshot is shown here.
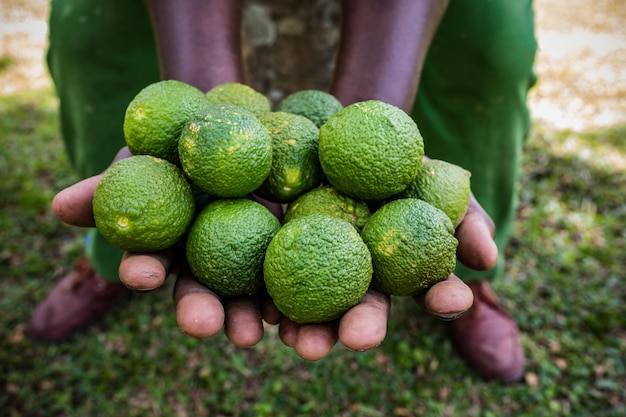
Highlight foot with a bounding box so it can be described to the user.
[448,280,525,383]
[26,257,129,341]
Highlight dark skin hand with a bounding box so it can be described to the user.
[52,0,498,360]
[53,158,494,360]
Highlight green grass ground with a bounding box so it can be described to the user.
[1,88,625,417]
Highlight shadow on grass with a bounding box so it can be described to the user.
[503,122,626,415]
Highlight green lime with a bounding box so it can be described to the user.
[276,89,343,128]
[283,185,371,232]
[124,80,212,164]
[395,159,471,228]
[205,82,271,117]
[93,155,195,252]
[186,199,280,297]
[318,100,424,201]
[361,198,457,296]
[264,214,372,324]
[178,104,273,198]
[255,111,323,203]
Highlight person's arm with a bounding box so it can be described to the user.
[331,0,449,111]
[143,0,245,91]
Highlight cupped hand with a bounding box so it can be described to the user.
[263,191,498,360]
[51,147,267,348]
[414,192,499,319]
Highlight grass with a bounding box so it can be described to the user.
[1,88,625,417]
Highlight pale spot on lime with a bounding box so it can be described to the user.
[117,216,130,229]
[284,168,302,185]
[189,122,201,134]
[377,230,399,256]
[134,107,147,119]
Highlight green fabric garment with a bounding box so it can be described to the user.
[412,0,537,282]
[47,0,159,280]
[47,0,537,282]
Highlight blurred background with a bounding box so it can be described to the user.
[1,1,625,416]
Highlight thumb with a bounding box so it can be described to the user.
[455,195,498,271]
[52,175,102,227]
[51,147,133,227]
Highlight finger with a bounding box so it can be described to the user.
[173,273,225,339]
[294,322,339,361]
[417,274,474,320]
[250,193,285,220]
[339,289,390,351]
[259,290,283,325]
[278,317,299,347]
[455,196,498,271]
[52,175,102,227]
[118,250,174,291]
[110,146,133,163]
[223,296,264,348]
[51,147,133,228]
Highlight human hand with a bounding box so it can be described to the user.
[248,193,497,361]
[51,150,388,353]
[52,147,496,358]
[417,194,498,319]
[51,147,269,347]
